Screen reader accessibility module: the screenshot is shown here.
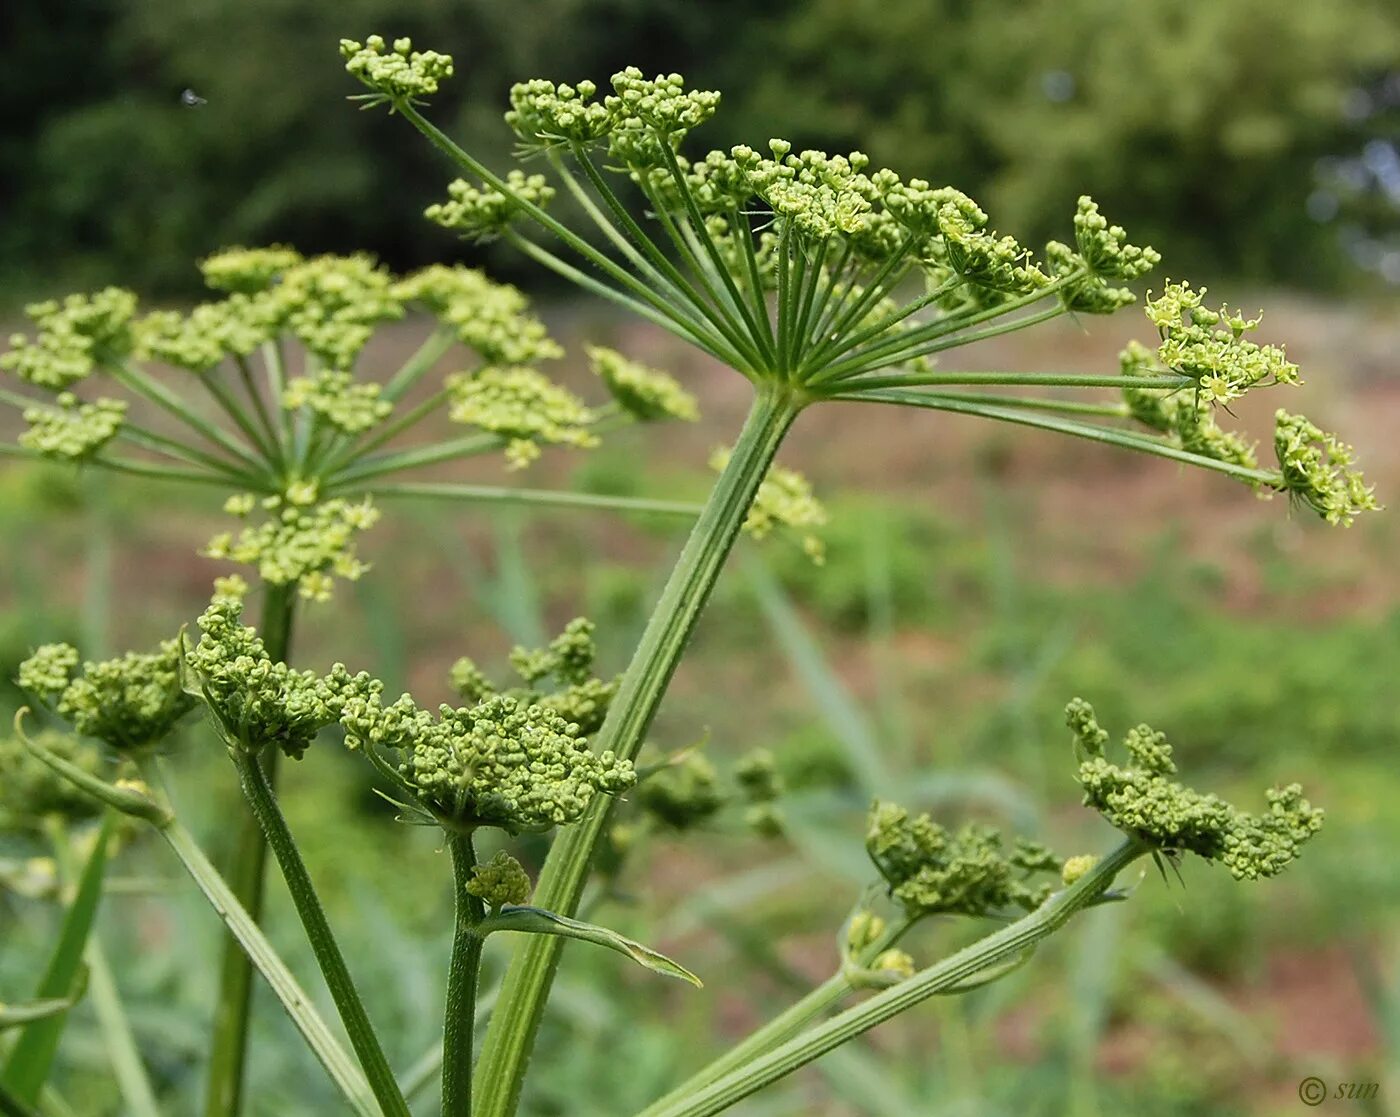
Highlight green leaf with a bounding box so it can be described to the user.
[0,998,77,1031]
[481,906,702,987]
[0,814,115,1103]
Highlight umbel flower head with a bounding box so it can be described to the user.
[865,801,1062,920]
[466,850,533,910]
[451,617,619,736]
[1066,699,1324,880]
[0,729,110,830]
[17,640,193,753]
[20,393,126,461]
[185,597,359,760]
[588,345,699,423]
[339,684,635,834]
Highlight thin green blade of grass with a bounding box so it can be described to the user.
[744,555,890,796]
[1,814,116,1102]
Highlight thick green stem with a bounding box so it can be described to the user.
[640,841,1146,1117]
[203,584,296,1117]
[364,481,701,518]
[232,750,411,1117]
[444,832,485,1116]
[472,387,801,1117]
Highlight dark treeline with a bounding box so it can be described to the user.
[3,0,1397,299]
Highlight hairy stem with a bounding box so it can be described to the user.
[203,584,296,1117]
[472,386,802,1117]
[444,832,485,1116]
[232,751,411,1117]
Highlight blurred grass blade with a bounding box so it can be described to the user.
[1,814,115,1103]
[0,1000,74,1031]
[483,907,702,987]
[86,937,163,1117]
[488,511,546,646]
[744,555,889,795]
[0,1084,40,1117]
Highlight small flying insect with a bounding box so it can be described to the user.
[181,88,207,107]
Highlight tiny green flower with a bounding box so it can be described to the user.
[1061,854,1099,886]
[16,643,79,701]
[283,369,392,434]
[2,288,139,389]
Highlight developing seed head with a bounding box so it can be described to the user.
[587,345,699,423]
[865,800,1061,920]
[466,850,533,909]
[2,288,139,389]
[1067,699,1324,880]
[1274,409,1380,526]
[187,597,358,758]
[19,640,193,753]
[20,394,126,461]
[446,366,598,469]
[0,730,109,830]
[341,36,454,105]
[203,496,381,602]
[339,689,635,834]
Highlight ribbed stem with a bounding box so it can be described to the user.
[202,584,296,1117]
[472,387,802,1117]
[444,832,485,1116]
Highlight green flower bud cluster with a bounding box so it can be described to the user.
[18,640,192,752]
[1146,282,1298,405]
[634,746,787,836]
[199,246,304,294]
[426,172,556,243]
[137,297,282,372]
[275,253,403,370]
[393,265,562,366]
[506,79,612,149]
[187,597,361,759]
[338,687,635,834]
[1,288,138,389]
[20,393,126,460]
[451,618,618,735]
[0,729,109,829]
[466,850,533,909]
[865,800,1061,919]
[1066,699,1323,880]
[446,366,598,470]
[340,36,454,105]
[735,748,785,837]
[586,345,698,422]
[711,448,828,563]
[1274,410,1380,526]
[204,495,380,602]
[283,369,392,434]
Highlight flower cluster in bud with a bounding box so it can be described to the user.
[20,394,126,460]
[1274,410,1380,526]
[283,369,392,434]
[0,730,109,829]
[426,172,556,243]
[393,265,562,365]
[339,686,634,834]
[340,36,454,105]
[186,597,360,759]
[2,288,138,389]
[204,495,380,602]
[712,449,828,563]
[865,800,1061,919]
[734,748,785,837]
[1066,699,1324,880]
[587,346,698,422]
[18,640,192,752]
[451,618,617,735]
[137,297,281,372]
[634,746,786,837]
[200,246,304,294]
[466,850,533,909]
[447,367,598,469]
